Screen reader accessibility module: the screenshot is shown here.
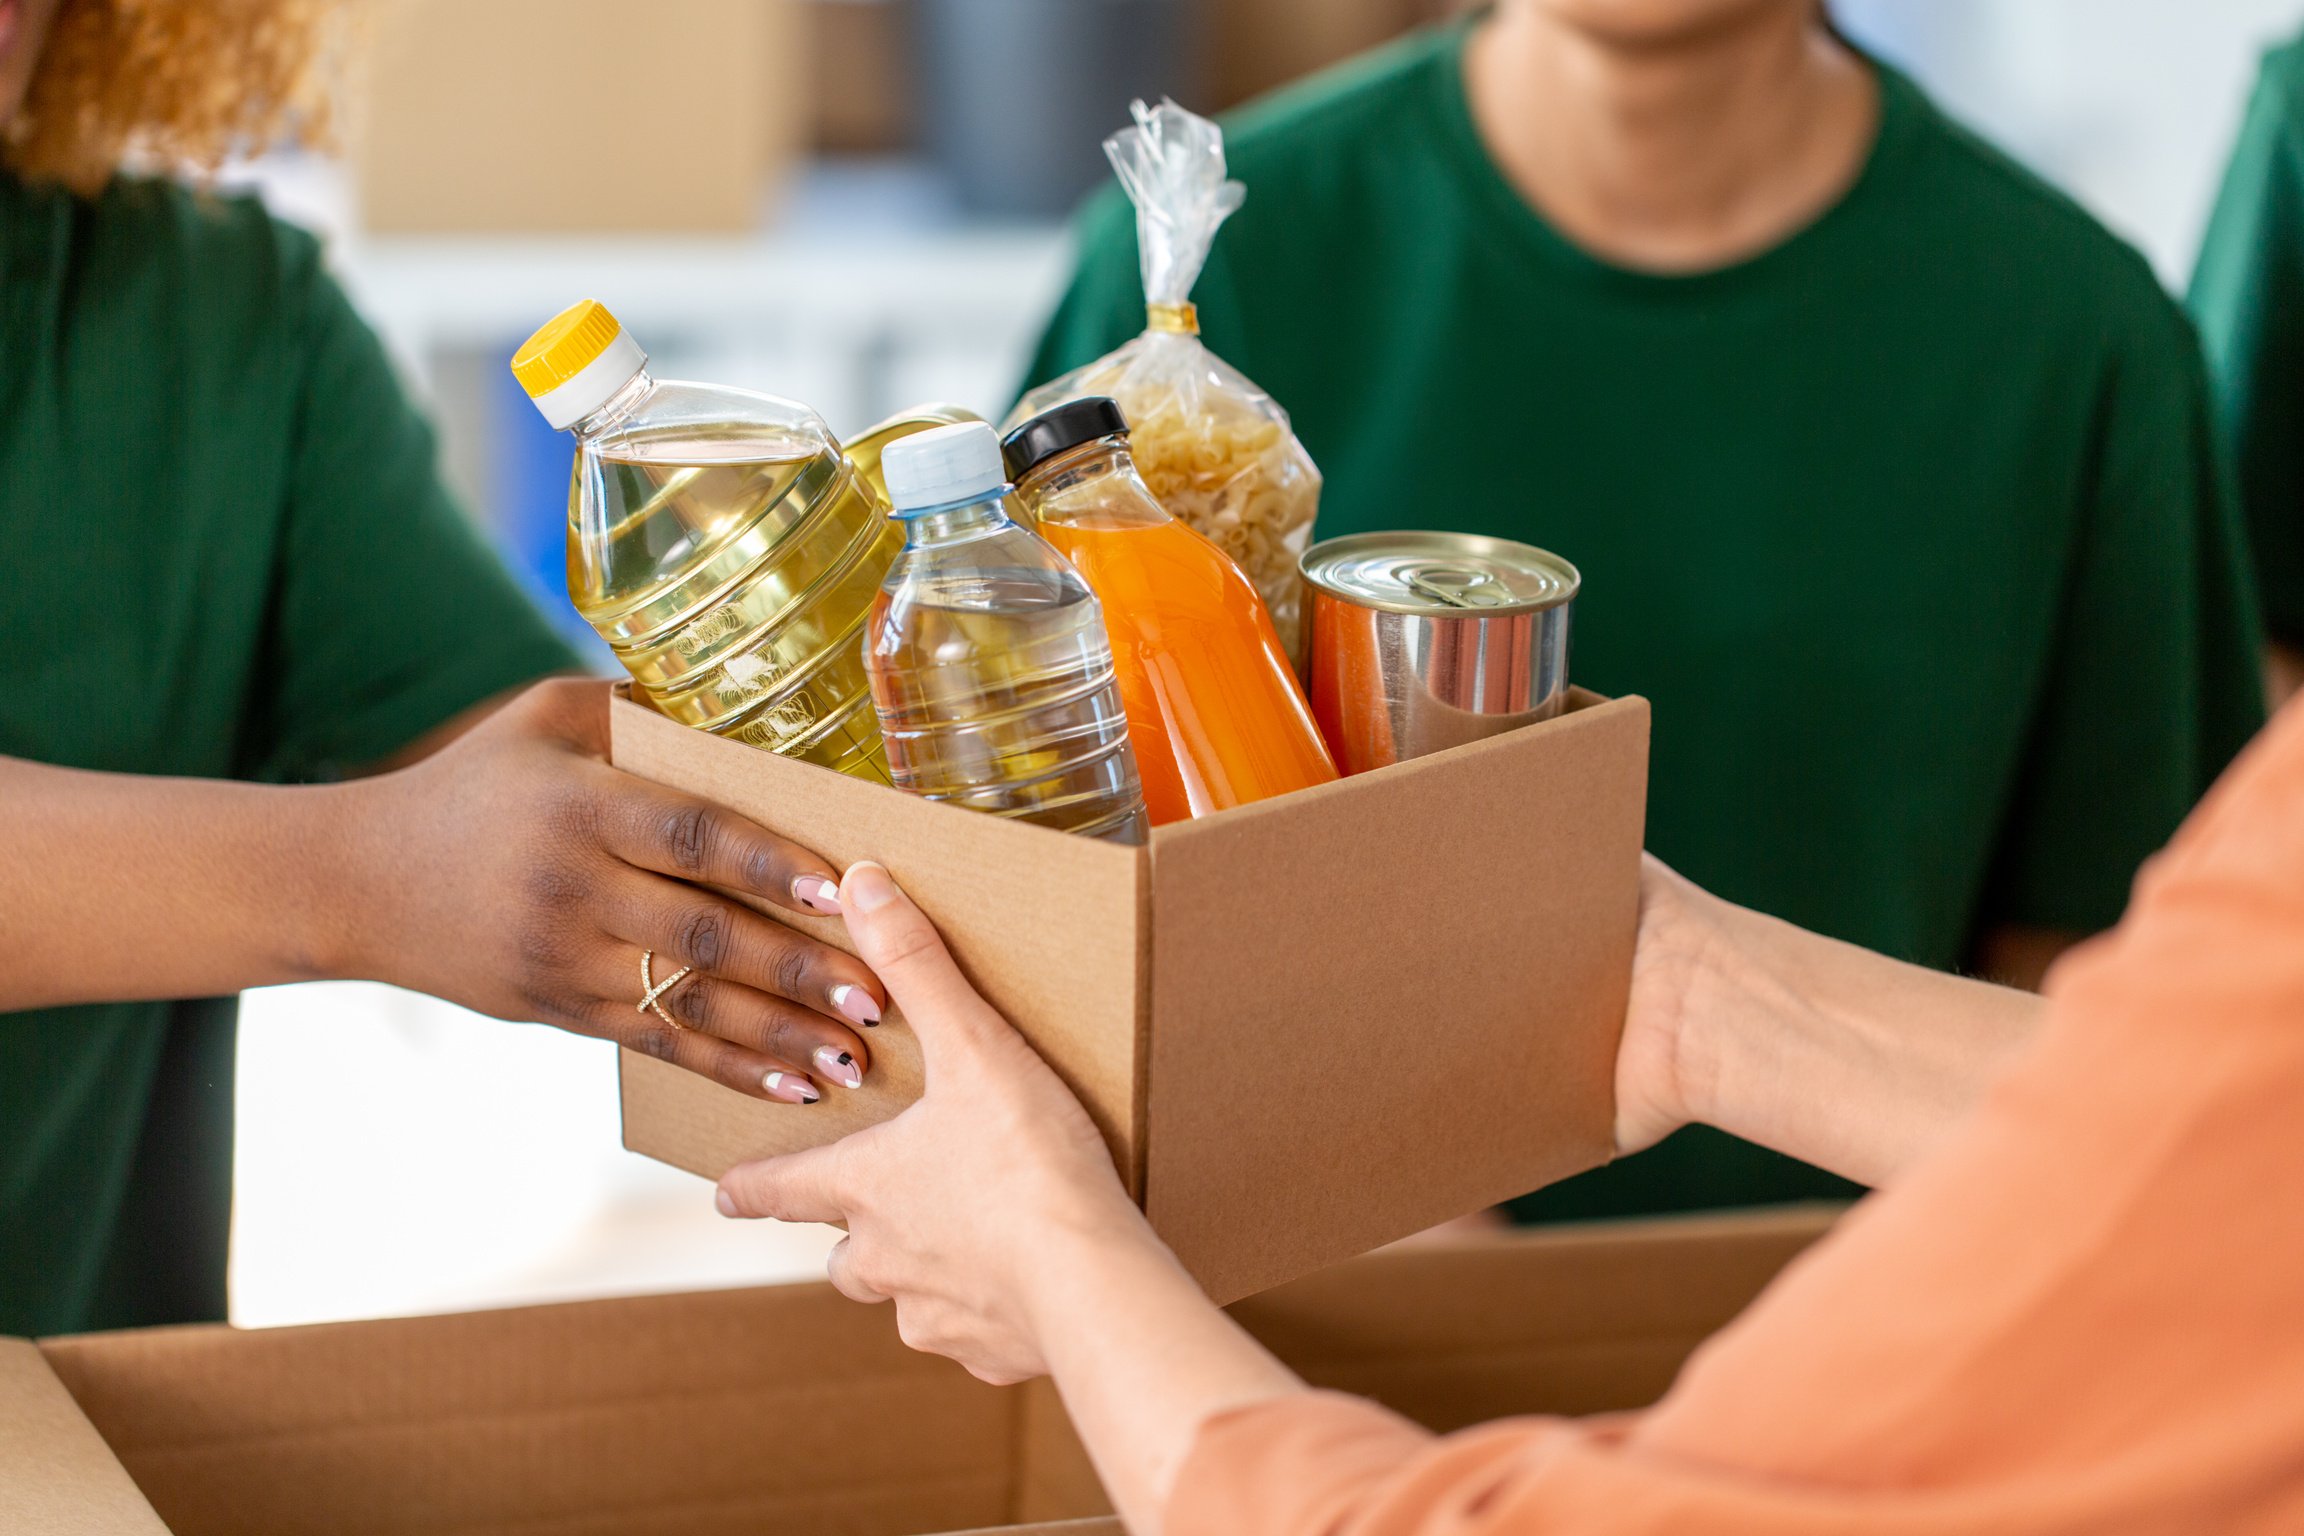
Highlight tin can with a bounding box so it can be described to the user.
[1301,531,1580,773]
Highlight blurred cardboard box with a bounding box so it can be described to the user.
[0,1209,1835,1535]
[1209,0,1461,108]
[810,0,911,153]
[610,685,1650,1306]
[353,0,805,234]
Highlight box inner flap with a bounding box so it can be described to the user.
[611,694,1145,1190]
[0,1337,170,1535]
[37,1211,1833,1536]
[40,1284,1011,1536]
[1145,690,1651,1303]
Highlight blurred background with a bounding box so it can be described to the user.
[228,0,2304,1328]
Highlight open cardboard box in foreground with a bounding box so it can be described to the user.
[0,1208,1838,1536]
[609,686,1652,1305]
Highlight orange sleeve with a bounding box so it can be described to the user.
[1171,696,2304,1536]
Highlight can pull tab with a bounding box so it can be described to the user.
[1401,563,1513,609]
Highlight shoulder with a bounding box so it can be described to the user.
[2250,31,2304,126]
[1217,24,1460,176]
[74,176,332,348]
[1070,25,1457,256]
[86,175,322,280]
[1885,67,2189,354]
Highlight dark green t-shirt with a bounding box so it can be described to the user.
[1025,26,2268,1220]
[2189,32,2304,650]
[0,174,577,1336]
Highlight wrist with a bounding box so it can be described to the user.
[1015,1188,1180,1337]
[285,778,384,983]
[1648,875,1772,1137]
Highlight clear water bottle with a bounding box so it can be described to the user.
[866,422,1148,843]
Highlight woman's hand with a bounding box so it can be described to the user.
[345,679,887,1103]
[715,860,1160,1384]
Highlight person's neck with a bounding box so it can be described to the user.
[1463,2,1878,273]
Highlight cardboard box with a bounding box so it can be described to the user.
[809,0,912,154]
[353,0,804,234]
[1208,0,1463,110]
[610,686,1650,1305]
[0,1208,1837,1536]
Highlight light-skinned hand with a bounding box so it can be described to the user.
[714,860,1159,1384]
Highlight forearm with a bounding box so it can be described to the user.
[0,757,363,1010]
[1678,889,2043,1187]
[1027,1224,1306,1536]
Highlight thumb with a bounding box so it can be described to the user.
[839,861,1009,1065]
[718,1141,848,1226]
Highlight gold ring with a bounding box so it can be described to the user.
[638,949,695,1029]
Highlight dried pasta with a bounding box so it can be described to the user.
[1007,101,1321,657]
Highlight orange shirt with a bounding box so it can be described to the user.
[1174,695,2304,1535]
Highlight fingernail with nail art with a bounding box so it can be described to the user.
[831,984,881,1027]
[814,1045,863,1090]
[763,1070,821,1104]
[792,875,842,915]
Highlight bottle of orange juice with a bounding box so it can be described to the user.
[1002,398,1336,825]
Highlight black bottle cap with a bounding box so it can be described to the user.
[1001,396,1131,483]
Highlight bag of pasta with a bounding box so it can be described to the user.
[1009,99,1321,658]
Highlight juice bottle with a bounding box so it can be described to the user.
[866,422,1148,843]
[510,299,971,782]
[1002,398,1337,825]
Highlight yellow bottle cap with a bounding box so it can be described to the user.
[511,299,625,398]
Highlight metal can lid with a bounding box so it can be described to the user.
[1300,531,1580,617]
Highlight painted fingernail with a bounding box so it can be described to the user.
[792,875,842,916]
[841,860,899,913]
[763,1071,821,1104]
[831,984,881,1027]
[715,1187,738,1218]
[814,1045,863,1090]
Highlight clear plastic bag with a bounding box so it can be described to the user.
[1009,99,1322,658]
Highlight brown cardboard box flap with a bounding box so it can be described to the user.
[21,1209,1836,1536]
[0,1338,169,1534]
[37,1284,1008,1536]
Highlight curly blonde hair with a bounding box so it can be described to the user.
[4,0,349,195]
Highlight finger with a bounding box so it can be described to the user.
[590,767,847,917]
[582,943,870,1090]
[614,1003,828,1104]
[719,1143,849,1225]
[662,974,871,1091]
[825,1237,889,1305]
[838,862,1009,1065]
[617,872,884,1028]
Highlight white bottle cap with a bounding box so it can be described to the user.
[511,300,649,430]
[881,421,1007,511]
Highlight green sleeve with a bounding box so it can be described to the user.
[1014,188,1152,404]
[2190,55,2304,647]
[252,252,580,781]
[1987,311,2268,935]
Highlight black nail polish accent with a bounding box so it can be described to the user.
[836,1051,855,1067]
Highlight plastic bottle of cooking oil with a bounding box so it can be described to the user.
[867,422,1147,843]
[510,299,972,782]
[1003,398,1336,825]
